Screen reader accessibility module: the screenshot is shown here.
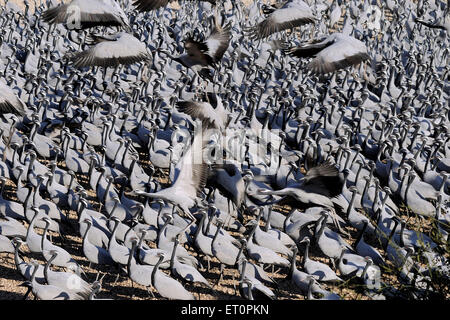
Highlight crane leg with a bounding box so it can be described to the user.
[130,279,135,299]
[232,201,237,219]
[22,287,32,300]
[113,271,121,286]
[231,273,236,292]
[77,265,87,280]
[330,258,336,271]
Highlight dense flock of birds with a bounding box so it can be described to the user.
[0,0,449,300]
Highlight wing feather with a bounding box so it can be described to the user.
[172,129,210,199]
[133,0,216,11]
[307,35,369,74]
[184,38,213,66]
[0,81,27,116]
[176,101,224,130]
[206,22,232,62]
[287,37,335,58]
[301,161,344,197]
[132,0,170,11]
[41,0,129,29]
